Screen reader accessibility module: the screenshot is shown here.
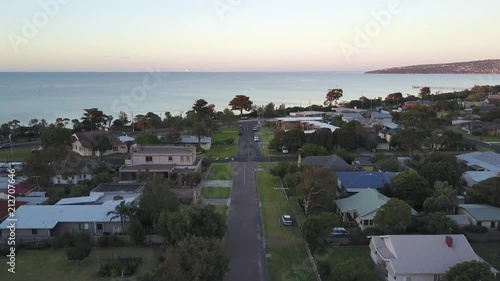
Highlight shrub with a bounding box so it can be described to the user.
[51,231,75,248]
[97,257,142,277]
[224,138,234,145]
[463,225,488,233]
[97,234,122,248]
[66,243,92,262]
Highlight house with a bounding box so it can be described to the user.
[300,154,354,171]
[0,200,26,222]
[369,234,497,281]
[0,180,39,199]
[300,121,339,133]
[275,117,324,131]
[352,156,375,171]
[335,188,416,230]
[458,204,500,229]
[0,198,134,244]
[378,128,399,144]
[336,171,397,194]
[368,134,390,151]
[71,131,127,157]
[370,111,393,123]
[54,183,144,205]
[290,111,328,117]
[341,112,364,122]
[119,146,202,181]
[446,215,471,227]
[488,94,500,104]
[456,151,500,174]
[463,121,500,137]
[180,135,212,150]
[480,104,496,114]
[461,171,497,188]
[402,100,436,110]
[50,159,112,185]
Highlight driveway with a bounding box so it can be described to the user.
[225,121,267,281]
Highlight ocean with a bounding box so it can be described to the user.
[1,71,500,124]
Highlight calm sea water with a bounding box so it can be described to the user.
[1,72,500,124]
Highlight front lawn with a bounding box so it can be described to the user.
[201,186,231,199]
[257,167,316,281]
[214,205,229,220]
[207,163,233,180]
[314,246,383,281]
[258,127,282,156]
[471,242,500,269]
[0,148,32,162]
[463,133,500,143]
[0,247,156,281]
[208,127,239,157]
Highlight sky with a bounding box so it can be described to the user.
[0,0,499,72]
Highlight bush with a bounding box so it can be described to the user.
[51,231,91,249]
[97,257,142,277]
[463,225,488,233]
[97,234,123,247]
[66,243,91,262]
[317,261,332,278]
[224,138,234,145]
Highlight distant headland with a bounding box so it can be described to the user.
[365,59,500,74]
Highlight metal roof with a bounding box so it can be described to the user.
[180,135,211,144]
[120,164,176,172]
[337,172,397,192]
[131,146,194,155]
[91,183,144,193]
[446,215,471,226]
[301,155,354,171]
[55,195,102,205]
[0,199,134,229]
[459,204,500,222]
[300,121,339,132]
[457,152,500,173]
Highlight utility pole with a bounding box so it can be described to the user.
[131,112,134,132]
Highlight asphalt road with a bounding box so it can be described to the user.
[463,138,500,153]
[225,121,267,281]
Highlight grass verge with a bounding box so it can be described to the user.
[201,186,231,199]
[471,242,500,269]
[0,247,156,281]
[208,127,238,158]
[207,163,233,180]
[256,167,316,281]
[0,148,32,162]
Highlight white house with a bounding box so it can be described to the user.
[371,111,393,123]
[335,188,416,230]
[369,234,497,281]
[461,171,497,188]
[180,135,212,150]
[456,151,500,175]
[71,131,127,157]
[458,204,500,229]
[50,159,111,185]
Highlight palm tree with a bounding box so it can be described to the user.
[106,201,137,234]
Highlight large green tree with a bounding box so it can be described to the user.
[423,181,457,214]
[106,201,137,234]
[412,212,459,234]
[155,236,230,281]
[90,134,112,156]
[391,171,431,209]
[373,198,412,234]
[138,178,180,229]
[324,89,343,107]
[418,152,463,187]
[135,133,162,145]
[303,213,342,250]
[40,126,72,147]
[443,261,494,281]
[300,143,328,158]
[468,177,500,208]
[167,202,226,243]
[283,129,306,152]
[229,95,253,116]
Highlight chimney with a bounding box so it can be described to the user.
[445,236,453,247]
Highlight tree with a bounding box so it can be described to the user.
[377,159,400,172]
[423,181,457,214]
[297,167,337,217]
[332,258,358,281]
[303,213,341,250]
[66,243,91,263]
[299,143,328,158]
[373,198,412,234]
[398,128,426,157]
[40,126,72,147]
[219,108,238,125]
[390,171,431,208]
[418,152,463,187]
[469,177,500,208]
[106,201,137,234]
[138,178,180,229]
[419,87,431,98]
[91,134,112,157]
[412,212,459,234]
[283,129,306,152]
[135,133,162,145]
[81,108,106,131]
[155,236,230,281]
[324,89,343,107]
[129,217,145,245]
[136,115,149,132]
[443,261,494,281]
[263,102,276,118]
[167,202,226,243]
[229,95,253,116]
[155,211,170,239]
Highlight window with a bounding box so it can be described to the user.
[491,222,496,228]
[187,156,191,162]
[146,156,153,162]
[477,222,482,226]
[79,223,89,230]
[32,229,38,235]
[97,223,103,231]
[180,156,185,162]
[434,275,443,281]
[363,220,369,225]
[83,174,87,179]
[168,156,173,161]
[113,146,118,151]
[369,220,373,226]
[79,147,82,152]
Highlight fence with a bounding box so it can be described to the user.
[279,178,322,281]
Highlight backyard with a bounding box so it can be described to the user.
[0,148,32,162]
[207,126,239,158]
[256,166,317,281]
[0,247,157,281]
[201,186,231,199]
[207,163,233,180]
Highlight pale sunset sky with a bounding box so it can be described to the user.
[1,0,499,72]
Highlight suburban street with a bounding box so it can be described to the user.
[225,121,267,281]
[463,138,500,153]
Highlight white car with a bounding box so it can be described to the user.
[281,215,293,226]
[254,135,259,141]
[281,146,288,154]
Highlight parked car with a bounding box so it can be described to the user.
[281,215,293,226]
[330,227,349,237]
[253,126,258,131]
[281,146,288,154]
[254,135,259,141]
